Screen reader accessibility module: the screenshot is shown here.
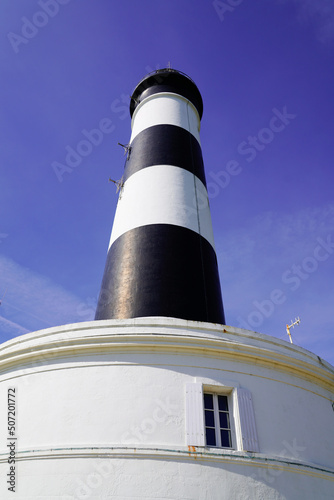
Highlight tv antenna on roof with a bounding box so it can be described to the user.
[286,317,300,344]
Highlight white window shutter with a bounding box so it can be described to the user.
[185,383,205,446]
[235,387,259,452]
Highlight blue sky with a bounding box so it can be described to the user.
[0,0,333,364]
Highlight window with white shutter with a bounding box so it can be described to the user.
[185,383,259,452]
[185,383,205,446]
[234,387,259,452]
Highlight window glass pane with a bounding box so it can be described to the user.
[220,429,231,448]
[218,395,228,411]
[219,411,230,429]
[206,427,216,446]
[204,393,214,409]
[205,410,215,427]
[204,393,233,449]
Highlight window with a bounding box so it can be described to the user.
[186,383,259,452]
[204,393,232,448]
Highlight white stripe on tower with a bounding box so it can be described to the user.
[130,93,201,144]
[95,69,225,325]
[108,165,215,250]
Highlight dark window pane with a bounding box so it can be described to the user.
[206,427,216,446]
[218,395,228,411]
[221,429,231,448]
[205,410,215,427]
[204,393,214,409]
[219,411,230,429]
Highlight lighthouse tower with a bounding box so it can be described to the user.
[0,70,333,499]
[95,68,225,325]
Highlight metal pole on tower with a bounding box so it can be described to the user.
[286,317,301,344]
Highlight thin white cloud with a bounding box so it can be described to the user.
[0,315,29,338]
[0,255,94,344]
[215,203,334,364]
[282,0,334,43]
[218,203,334,271]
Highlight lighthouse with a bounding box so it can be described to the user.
[0,69,333,500]
[95,68,225,325]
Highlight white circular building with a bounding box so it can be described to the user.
[1,69,333,499]
[0,318,333,499]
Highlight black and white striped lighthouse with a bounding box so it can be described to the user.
[95,69,225,325]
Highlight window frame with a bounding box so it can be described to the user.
[186,382,259,452]
[203,391,234,449]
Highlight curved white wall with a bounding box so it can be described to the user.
[0,318,333,499]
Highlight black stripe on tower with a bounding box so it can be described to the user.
[95,225,225,324]
[124,124,206,186]
[129,69,203,119]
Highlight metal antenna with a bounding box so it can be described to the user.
[286,317,301,344]
[118,142,131,159]
[108,177,124,193]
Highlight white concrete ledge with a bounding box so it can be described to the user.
[1,318,333,392]
[0,445,333,482]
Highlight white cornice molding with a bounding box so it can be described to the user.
[0,445,333,482]
[0,319,333,392]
